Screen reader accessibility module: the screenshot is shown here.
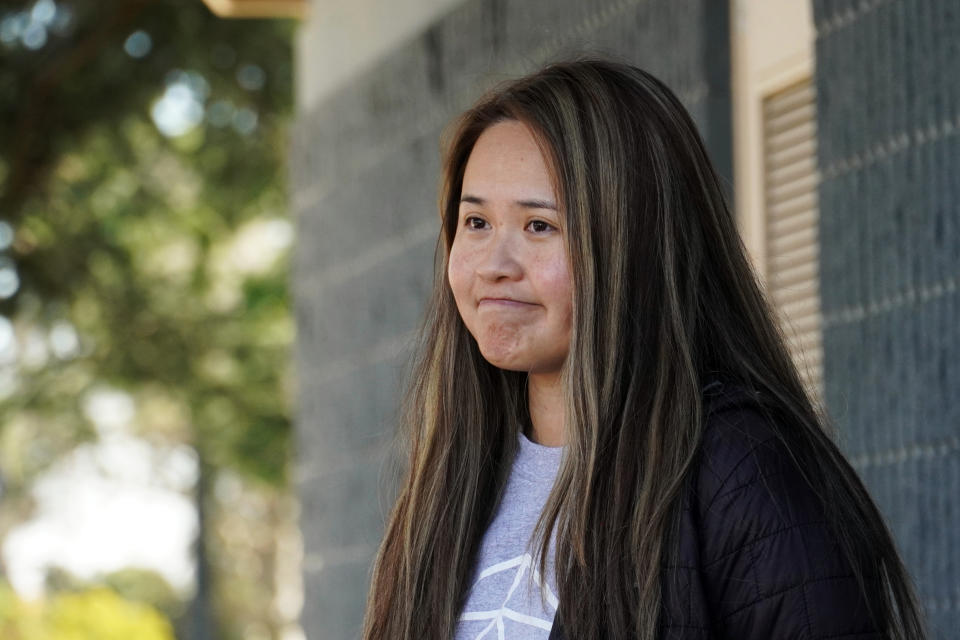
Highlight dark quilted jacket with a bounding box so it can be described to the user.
[548,379,882,640]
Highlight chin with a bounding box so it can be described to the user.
[477,348,529,372]
[469,328,566,373]
[477,347,564,375]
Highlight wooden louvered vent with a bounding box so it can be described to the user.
[762,79,824,403]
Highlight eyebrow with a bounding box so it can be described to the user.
[459,194,557,211]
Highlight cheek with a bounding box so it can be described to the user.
[447,245,472,311]
[539,257,574,320]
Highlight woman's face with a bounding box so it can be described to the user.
[448,119,573,375]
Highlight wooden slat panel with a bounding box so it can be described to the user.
[767,137,817,169]
[769,208,817,236]
[779,295,820,319]
[765,102,817,137]
[765,82,816,115]
[769,191,817,220]
[781,312,821,334]
[769,242,818,271]
[772,282,818,308]
[762,78,824,401]
[765,120,817,154]
[767,155,817,187]
[770,224,818,255]
[765,172,819,202]
[787,328,822,351]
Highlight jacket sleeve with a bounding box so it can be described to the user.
[695,404,882,639]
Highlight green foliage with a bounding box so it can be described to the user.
[44,567,185,622]
[0,582,175,640]
[0,1,300,638]
[0,0,296,485]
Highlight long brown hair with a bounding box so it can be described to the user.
[361,55,926,640]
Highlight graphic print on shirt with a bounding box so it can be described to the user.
[458,551,559,640]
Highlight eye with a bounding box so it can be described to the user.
[464,216,488,230]
[527,219,556,233]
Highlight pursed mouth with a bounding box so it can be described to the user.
[478,298,536,307]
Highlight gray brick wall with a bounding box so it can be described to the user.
[812,1,960,637]
[289,1,731,637]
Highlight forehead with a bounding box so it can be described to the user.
[460,120,556,204]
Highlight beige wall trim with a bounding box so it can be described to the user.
[203,0,308,19]
[731,0,814,283]
[294,0,464,111]
[732,0,823,401]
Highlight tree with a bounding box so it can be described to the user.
[0,1,297,638]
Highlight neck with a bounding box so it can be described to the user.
[527,371,565,446]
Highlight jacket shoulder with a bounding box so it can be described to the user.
[692,381,882,639]
[697,382,783,507]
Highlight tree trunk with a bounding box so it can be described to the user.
[186,453,216,640]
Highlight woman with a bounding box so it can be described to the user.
[361,56,926,639]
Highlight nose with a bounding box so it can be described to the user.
[476,230,523,282]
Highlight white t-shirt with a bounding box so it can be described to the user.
[454,430,564,640]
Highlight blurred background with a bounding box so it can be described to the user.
[0,0,957,639]
[0,1,298,638]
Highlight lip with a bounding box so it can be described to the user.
[478,297,537,308]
